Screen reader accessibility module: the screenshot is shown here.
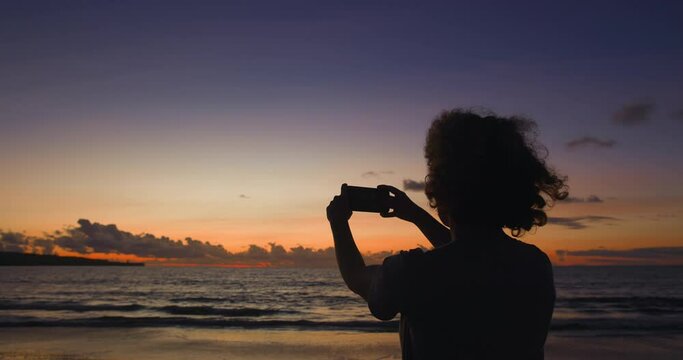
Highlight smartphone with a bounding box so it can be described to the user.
[345,185,390,213]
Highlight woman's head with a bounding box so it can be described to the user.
[424,109,568,236]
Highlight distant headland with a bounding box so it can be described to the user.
[0,252,144,266]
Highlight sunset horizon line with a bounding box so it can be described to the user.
[2,218,682,267]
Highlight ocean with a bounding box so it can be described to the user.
[1,266,682,335]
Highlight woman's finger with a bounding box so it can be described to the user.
[384,195,396,208]
[378,184,403,196]
[340,183,348,197]
[379,209,396,218]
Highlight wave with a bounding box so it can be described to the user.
[0,316,399,332]
[556,296,683,314]
[0,301,294,317]
[0,301,145,312]
[1,315,682,334]
[559,296,683,306]
[159,305,289,317]
[550,318,683,334]
[169,297,225,303]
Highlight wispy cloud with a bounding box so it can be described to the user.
[612,101,655,126]
[556,246,683,263]
[362,170,394,178]
[565,136,616,150]
[403,179,425,191]
[560,195,604,203]
[638,212,679,222]
[547,215,618,229]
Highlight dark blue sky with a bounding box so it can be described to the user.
[3,1,681,133]
[1,1,682,258]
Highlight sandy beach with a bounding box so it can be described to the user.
[1,328,682,360]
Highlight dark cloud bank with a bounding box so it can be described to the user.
[0,220,393,267]
[5,220,682,266]
[557,247,683,264]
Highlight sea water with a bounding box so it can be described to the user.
[1,266,681,335]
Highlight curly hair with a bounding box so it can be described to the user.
[424,108,568,236]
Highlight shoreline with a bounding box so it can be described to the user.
[1,328,682,360]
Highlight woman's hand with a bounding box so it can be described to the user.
[378,184,452,247]
[327,183,352,223]
[377,184,422,222]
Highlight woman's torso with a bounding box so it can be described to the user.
[400,237,556,359]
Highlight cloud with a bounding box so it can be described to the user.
[0,220,397,267]
[403,179,426,191]
[51,219,231,259]
[565,136,616,150]
[671,109,683,121]
[31,238,56,255]
[220,243,393,268]
[560,195,604,203]
[547,215,618,229]
[556,247,683,263]
[612,101,654,126]
[0,231,29,253]
[0,231,55,255]
[239,194,250,199]
[362,170,393,178]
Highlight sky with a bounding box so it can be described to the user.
[1,0,683,266]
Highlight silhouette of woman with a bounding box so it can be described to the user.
[328,109,567,359]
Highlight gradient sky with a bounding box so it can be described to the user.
[2,1,683,265]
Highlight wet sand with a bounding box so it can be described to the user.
[1,328,682,360]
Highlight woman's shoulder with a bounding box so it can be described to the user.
[507,238,552,265]
[380,246,442,276]
[392,242,461,272]
[386,238,552,272]
[383,247,429,269]
[504,239,555,286]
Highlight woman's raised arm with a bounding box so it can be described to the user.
[327,184,378,300]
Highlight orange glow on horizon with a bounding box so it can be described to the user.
[7,194,682,267]
[152,262,271,268]
[53,248,156,263]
